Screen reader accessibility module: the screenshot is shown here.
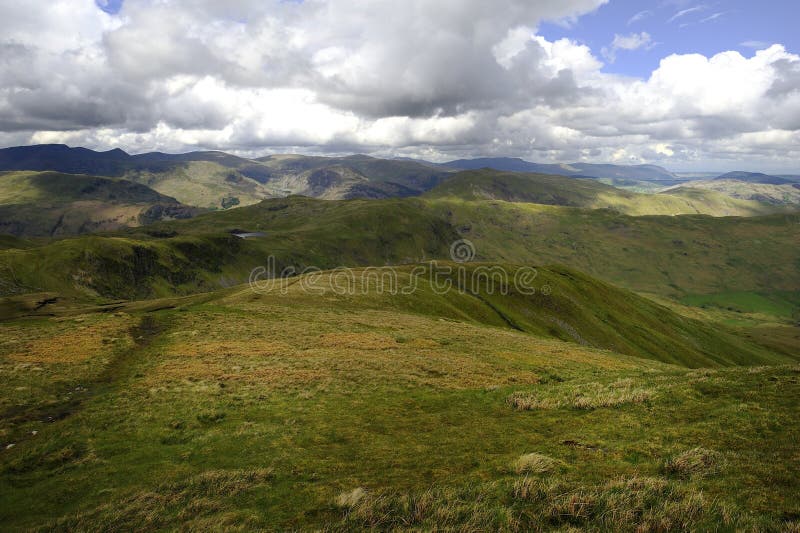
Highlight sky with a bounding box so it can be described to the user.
[0,0,798,172]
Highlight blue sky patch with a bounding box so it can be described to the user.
[539,0,799,78]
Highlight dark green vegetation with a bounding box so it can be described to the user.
[680,291,800,320]
[0,171,198,237]
[2,146,800,530]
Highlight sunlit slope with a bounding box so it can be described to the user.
[428,169,789,216]
[4,262,792,367]
[127,161,277,209]
[666,179,800,207]
[230,265,794,367]
[0,282,798,530]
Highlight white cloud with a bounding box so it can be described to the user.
[667,5,706,24]
[601,32,654,63]
[0,0,798,171]
[627,10,652,26]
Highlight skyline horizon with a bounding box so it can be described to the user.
[1,141,797,176]
[0,1,797,174]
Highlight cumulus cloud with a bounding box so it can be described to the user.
[0,0,799,171]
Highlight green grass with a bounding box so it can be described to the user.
[0,171,174,205]
[126,161,276,209]
[0,171,198,237]
[1,196,798,302]
[427,169,790,216]
[681,291,800,320]
[2,168,798,530]
[0,284,798,531]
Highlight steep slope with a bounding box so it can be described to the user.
[427,169,787,216]
[255,154,452,198]
[429,199,800,297]
[258,265,790,367]
[0,171,198,237]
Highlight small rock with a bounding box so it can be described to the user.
[5,444,14,450]
[31,430,38,436]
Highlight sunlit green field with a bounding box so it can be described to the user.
[1,270,798,531]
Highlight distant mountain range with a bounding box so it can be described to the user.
[0,145,455,207]
[1,145,796,204]
[0,144,797,237]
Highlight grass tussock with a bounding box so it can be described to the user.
[508,379,655,411]
[335,487,367,508]
[513,453,560,475]
[340,475,760,532]
[664,447,724,478]
[338,485,512,531]
[44,468,274,531]
[512,475,725,531]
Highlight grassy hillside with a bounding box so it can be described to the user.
[1,196,798,301]
[667,179,800,207]
[430,198,800,297]
[0,197,459,299]
[0,281,798,530]
[0,171,198,237]
[0,171,175,205]
[126,161,276,209]
[428,169,789,216]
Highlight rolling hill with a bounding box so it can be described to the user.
[1,266,799,530]
[442,157,681,183]
[1,165,799,532]
[0,171,198,237]
[1,194,798,303]
[714,171,798,185]
[426,169,789,216]
[665,179,800,207]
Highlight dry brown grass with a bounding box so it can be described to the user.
[318,332,399,350]
[513,453,560,474]
[335,487,367,507]
[508,378,656,411]
[45,468,274,531]
[2,314,133,364]
[664,447,724,478]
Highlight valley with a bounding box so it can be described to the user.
[0,145,799,531]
